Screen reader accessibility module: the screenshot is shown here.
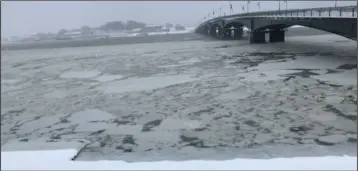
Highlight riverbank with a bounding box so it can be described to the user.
[1,33,202,51]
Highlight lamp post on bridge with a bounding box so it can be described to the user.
[278,0,281,12]
[229,2,233,14]
[247,0,250,13]
[218,5,225,16]
[284,0,287,11]
[334,0,337,7]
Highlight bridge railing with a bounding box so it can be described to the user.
[205,5,356,23]
[242,5,357,18]
[196,5,357,29]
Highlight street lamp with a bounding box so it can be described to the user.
[218,5,225,16]
[278,0,281,12]
[334,0,337,7]
[229,2,233,14]
[247,0,250,13]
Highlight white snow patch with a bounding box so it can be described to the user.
[1,79,21,84]
[310,69,328,75]
[179,58,201,64]
[69,109,115,123]
[217,91,251,100]
[155,119,202,131]
[158,64,185,68]
[311,69,357,85]
[159,58,201,68]
[239,70,298,82]
[243,55,356,84]
[44,90,69,99]
[254,56,353,71]
[96,75,199,94]
[60,71,101,79]
[2,149,357,170]
[93,74,124,82]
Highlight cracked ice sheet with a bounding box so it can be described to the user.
[96,74,199,94]
[311,69,357,86]
[1,149,356,170]
[253,55,355,71]
[1,34,357,162]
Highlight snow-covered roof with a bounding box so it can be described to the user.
[144,25,162,28]
[131,28,141,31]
[64,31,82,35]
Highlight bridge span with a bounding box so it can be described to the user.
[195,5,357,43]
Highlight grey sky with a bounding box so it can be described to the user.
[2,1,356,37]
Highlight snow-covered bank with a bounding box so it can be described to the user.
[2,149,356,170]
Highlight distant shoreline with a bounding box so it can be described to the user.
[1,33,204,51]
[2,27,333,51]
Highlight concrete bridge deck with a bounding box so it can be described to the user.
[195,5,357,43]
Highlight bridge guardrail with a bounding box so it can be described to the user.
[236,5,356,18]
[199,5,357,26]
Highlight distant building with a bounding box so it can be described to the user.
[33,33,57,41]
[127,25,163,33]
[64,31,83,38]
[162,27,170,32]
[128,28,142,33]
[165,23,173,28]
[56,31,83,40]
[91,29,108,37]
[9,36,21,42]
[136,32,148,37]
[20,35,39,42]
[74,28,109,39]
[175,25,186,31]
[141,25,162,33]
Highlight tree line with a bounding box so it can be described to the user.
[100,20,147,31]
[57,20,148,35]
[55,20,186,36]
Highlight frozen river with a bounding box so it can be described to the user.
[1,34,357,162]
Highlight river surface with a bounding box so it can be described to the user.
[1,34,357,161]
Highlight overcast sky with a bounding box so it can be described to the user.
[2,1,356,37]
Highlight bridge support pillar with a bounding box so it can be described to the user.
[225,28,243,40]
[269,30,285,43]
[250,31,266,44]
[232,28,243,40]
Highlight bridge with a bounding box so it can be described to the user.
[195,5,357,43]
